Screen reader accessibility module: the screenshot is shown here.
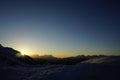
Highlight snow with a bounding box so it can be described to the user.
[0,65,66,80]
[81,57,120,63]
[0,57,120,80]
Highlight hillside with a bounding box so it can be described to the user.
[0,44,35,66]
[0,45,120,80]
[0,56,120,80]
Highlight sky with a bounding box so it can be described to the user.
[0,0,120,57]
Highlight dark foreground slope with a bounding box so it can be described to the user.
[43,56,120,80]
[0,56,120,80]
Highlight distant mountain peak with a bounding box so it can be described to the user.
[39,55,56,59]
[0,44,4,48]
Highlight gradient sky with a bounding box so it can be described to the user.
[0,0,120,57]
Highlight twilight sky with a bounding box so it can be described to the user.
[0,0,120,57]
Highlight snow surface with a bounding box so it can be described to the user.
[0,57,120,80]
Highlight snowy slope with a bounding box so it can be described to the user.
[41,57,120,80]
[0,56,120,80]
[0,65,66,80]
[81,56,120,63]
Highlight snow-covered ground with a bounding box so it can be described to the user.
[0,56,120,80]
[0,65,66,80]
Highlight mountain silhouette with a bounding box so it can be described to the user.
[38,55,56,59]
[0,44,35,66]
[0,44,20,56]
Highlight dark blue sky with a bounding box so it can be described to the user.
[0,0,120,57]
